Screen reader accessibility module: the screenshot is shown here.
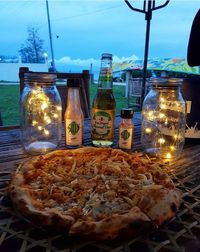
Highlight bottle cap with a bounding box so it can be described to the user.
[67,78,80,87]
[101,53,112,60]
[121,108,134,119]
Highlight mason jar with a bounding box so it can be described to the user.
[141,78,186,159]
[20,73,62,155]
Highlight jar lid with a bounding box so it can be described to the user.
[24,73,56,84]
[67,78,80,87]
[150,77,182,87]
[101,53,112,60]
[121,108,134,118]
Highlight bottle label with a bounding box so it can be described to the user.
[91,109,115,140]
[119,127,133,150]
[99,68,112,82]
[65,119,82,146]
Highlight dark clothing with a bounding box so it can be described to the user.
[187,9,200,67]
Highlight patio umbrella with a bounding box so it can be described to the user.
[124,0,170,108]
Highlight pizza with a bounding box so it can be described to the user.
[9,147,182,240]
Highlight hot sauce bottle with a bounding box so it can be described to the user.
[64,79,84,148]
[118,108,134,150]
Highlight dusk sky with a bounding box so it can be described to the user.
[0,0,199,74]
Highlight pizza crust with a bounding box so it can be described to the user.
[9,147,182,239]
[70,206,154,240]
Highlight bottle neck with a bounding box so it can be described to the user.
[98,59,113,90]
[67,87,81,107]
[121,118,133,124]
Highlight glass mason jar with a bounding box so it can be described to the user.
[20,73,62,155]
[141,78,186,159]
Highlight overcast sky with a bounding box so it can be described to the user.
[0,0,199,73]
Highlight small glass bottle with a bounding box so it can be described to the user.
[91,53,116,147]
[118,108,134,150]
[20,73,62,155]
[64,79,84,148]
[141,77,186,159]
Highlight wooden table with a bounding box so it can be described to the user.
[1,112,200,252]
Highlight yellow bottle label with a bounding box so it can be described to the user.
[65,119,82,146]
[91,109,115,140]
[119,127,133,150]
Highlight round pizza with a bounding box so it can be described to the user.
[9,147,182,239]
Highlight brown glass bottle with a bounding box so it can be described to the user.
[91,53,116,147]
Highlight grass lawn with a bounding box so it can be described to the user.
[0,83,137,126]
[0,85,20,126]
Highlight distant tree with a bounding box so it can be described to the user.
[19,26,45,63]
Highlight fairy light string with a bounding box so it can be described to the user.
[26,87,61,137]
[143,93,184,159]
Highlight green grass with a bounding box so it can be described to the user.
[90,84,127,114]
[0,83,134,126]
[0,85,20,126]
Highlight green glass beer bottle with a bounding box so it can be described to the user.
[91,53,116,147]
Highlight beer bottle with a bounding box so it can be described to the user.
[91,53,116,147]
[64,79,84,148]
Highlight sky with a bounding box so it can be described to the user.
[0,0,199,75]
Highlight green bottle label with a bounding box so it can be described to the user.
[68,121,80,135]
[92,109,115,140]
[65,119,82,146]
[119,127,133,150]
[121,129,130,140]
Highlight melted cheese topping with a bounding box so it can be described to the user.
[21,148,174,221]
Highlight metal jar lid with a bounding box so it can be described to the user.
[150,77,182,88]
[24,72,57,85]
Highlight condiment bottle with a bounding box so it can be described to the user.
[64,79,84,148]
[91,53,116,147]
[118,108,134,150]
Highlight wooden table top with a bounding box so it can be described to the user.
[0,112,200,252]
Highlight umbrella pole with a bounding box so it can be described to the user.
[141,12,151,109]
[124,0,170,109]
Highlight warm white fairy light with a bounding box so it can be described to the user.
[145,127,152,133]
[160,97,165,102]
[44,129,50,135]
[142,83,185,160]
[32,120,37,126]
[38,126,42,131]
[53,113,58,118]
[44,116,51,124]
[166,152,172,159]
[174,134,178,140]
[160,104,167,109]
[158,138,165,144]
[41,101,48,110]
[170,145,175,151]
[159,112,165,119]
[26,89,55,138]
[57,106,62,111]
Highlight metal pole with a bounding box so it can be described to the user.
[46,0,56,72]
[124,0,170,108]
[141,2,152,109]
